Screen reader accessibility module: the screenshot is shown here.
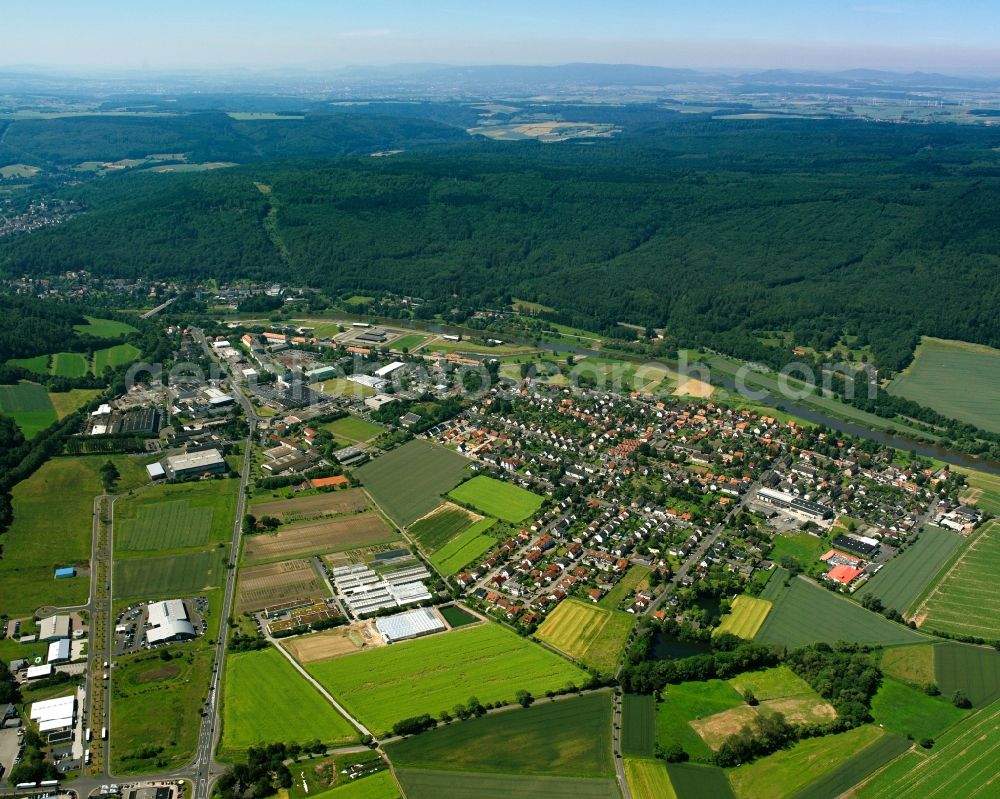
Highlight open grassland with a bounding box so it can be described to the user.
[7,354,50,374]
[714,596,772,639]
[767,529,828,566]
[115,548,225,599]
[1,454,150,615]
[665,763,735,799]
[306,623,589,734]
[385,692,613,778]
[655,679,744,762]
[0,380,57,437]
[322,415,385,443]
[356,439,470,527]
[407,504,478,552]
[600,565,651,609]
[871,677,969,741]
[73,315,138,337]
[958,468,1000,516]
[250,488,369,520]
[243,512,397,562]
[727,665,836,726]
[310,771,401,799]
[625,758,676,799]
[727,724,885,799]
[116,479,238,551]
[49,388,102,418]
[858,528,963,614]
[51,351,90,377]
[236,559,328,613]
[854,699,1000,799]
[93,342,141,373]
[536,598,634,674]
[622,693,656,757]
[755,577,928,648]
[788,733,911,799]
[429,517,497,575]
[448,475,543,522]
[392,334,428,351]
[914,521,1000,640]
[110,647,213,773]
[220,648,356,757]
[934,642,1000,707]
[758,566,790,600]
[881,644,936,686]
[887,337,1000,432]
[394,769,620,799]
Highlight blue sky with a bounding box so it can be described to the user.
[5,1,999,73]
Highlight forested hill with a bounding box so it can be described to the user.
[4,117,1000,371]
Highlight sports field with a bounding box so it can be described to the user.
[357,440,470,527]
[625,758,676,799]
[536,598,634,674]
[93,342,141,373]
[0,380,57,438]
[754,577,928,648]
[871,677,969,741]
[728,724,884,799]
[306,622,588,734]
[407,504,478,552]
[74,316,138,338]
[323,415,385,443]
[887,337,1000,432]
[385,692,613,778]
[312,379,376,399]
[655,679,744,762]
[116,480,238,551]
[115,549,226,599]
[394,769,620,799]
[448,475,544,522]
[243,512,397,562]
[621,693,656,757]
[714,595,772,639]
[913,521,1000,639]
[857,528,963,614]
[855,699,1000,799]
[429,518,497,575]
[599,565,651,609]
[220,648,356,756]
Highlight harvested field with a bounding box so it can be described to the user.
[285,622,383,664]
[250,488,370,522]
[243,513,397,562]
[237,559,329,613]
[690,704,760,749]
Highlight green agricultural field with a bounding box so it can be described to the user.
[220,648,357,756]
[50,351,90,377]
[385,692,613,778]
[448,475,543,522]
[7,354,50,375]
[871,677,969,741]
[0,380,57,438]
[429,518,497,575]
[392,334,429,351]
[655,679,744,762]
[787,734,911,799]
[758,566,790,601]
[73,315,138,337]
[625,758,676,799]
[857,528,964,614]
[394,769,620,799]
[49,388,102,419]
[755,577,928,649]
[934,642,1000,707]
[407,505,476,552]
[438,604,478,628]
[959,468,1000,516]
[622,693,656,757]
[665,763,735,799]
[888,337,1000,433]
[600,565,651,609]
[856,699,1000,799]
[357,439,470,527]
[309,771,401,799]
[915,521,1000,640]
[535,598,634,674]
[116,479,238,551]
[115,548,226,599]
[727,724,885,799]
[110,647,214,773]
[93,342,141,373]
[1,454,152,615]
[881,644,936,687]
[323,415,385,443]
[714,596,772,639]
[305,623,588,735]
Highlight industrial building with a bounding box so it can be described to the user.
[261,450,312,474]
[831,534,880,558]
[756,487,833,520]
[376,607,445,644]
[373,361,406,379]
[305,365,338,382]
[47,639,71,663]
[146,599,197,645]
[38,615,71,641]
[159,449,227,480]
[364,394,397,411]
[29,694,76,735]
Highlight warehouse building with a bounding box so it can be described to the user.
[376,607,445,644]
[161,449,227,480]
[756,487,833,521]
[146,599,197,646]
[29,694,76,735]
[47,639,71,664]
[38,615,71,641]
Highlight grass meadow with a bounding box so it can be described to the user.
[115,548,226,599]
[448,475,543,522]
[73,315,138,337]
[655,679,744,762]
[309,771,401,799]
[115,479,238,551]
[407,505,475,552]
[0,380,57,438]
[535,598,635,674]
[599,565,651,609]
[429,518,497,574]
[870,677,969,741]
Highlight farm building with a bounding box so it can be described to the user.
[161,449,227,479]
[146,599,197,645]
[38,615,71,641]
[54,567,76,579]
[47,639,71,663]
[29,694,76,734]
[376,607,445,644]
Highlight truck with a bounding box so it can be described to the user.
[86,728,92,742]
[101,726,108,740]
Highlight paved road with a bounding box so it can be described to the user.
[611,691,632,799]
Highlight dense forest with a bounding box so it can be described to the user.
[4,117,1000,370]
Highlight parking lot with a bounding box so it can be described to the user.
[113,597,209,656]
